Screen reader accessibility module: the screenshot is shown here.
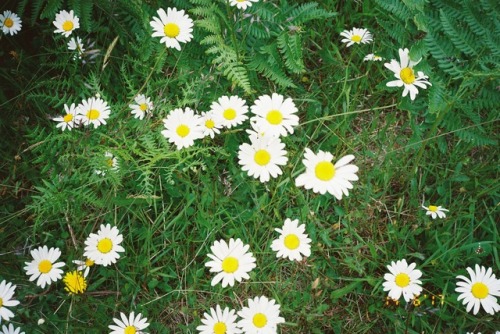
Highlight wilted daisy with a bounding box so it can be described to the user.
[67,36,85,58]
[0,280,20,323]
[382,259,423,303]
[0,324,25,334]
[456,265,500,315]
[422,204,449,219]
[63,271,87,295]
[200,111,222,139]
[72,258,95,277]
[295,149,359,199]
[238,135,288,183]
[53,103,79,131]
[83,224,125,266]
[364,53,383,61]
[384,48,431,100]
[129,94,153,120]
[237,296,285,333]
[205,238,256,288]
[196,305,241,334]
[24,246,65,289]
[95,152,119,176]
[150,7,193,51]
[109,312,149,334]
[250,93,299,137]
[228,0,259,10]
[53,10,79,37]
[271,218,311,261]
[340,27,373,47]
[211,95,249,129]
[1,10,22,36]
[161,107,204,150]
[77,97,111,128]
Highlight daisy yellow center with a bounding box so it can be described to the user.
[223,108,236,120]
[213,322,227,334]
[38,259,53,274]
[284,234,300,250]
[0,298,3,308]
[252,313,267,328]
[64,113,74,123]
[97,238,113,254]
[254,149,271,166]
[124,326,136,334]
[63,271,87,294]
[106,158,114,167]
[176,124,190,138]
[471,282,489,299]
[351,35,362,43]
[62,20,74,32]
[87,109,100,120]
[164,23,180,38]
[395,273,410,288]
[85,258,95,267]
[400,67,416,84]
[237,0,246,2]
[266,110,283,125]
[205,119,215,129]
[314,161,335,181]
[4,18,14,28]
[221,256,239,273]
[139,103,148,111]
[428,205,438,212]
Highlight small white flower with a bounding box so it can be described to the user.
[422,204,449,219]
[129,94,153,120]
[0,280,20,323]
[364,53,383,61]
[67,36,85,58]
[382,259,423,303]
[76,97,111,128]
[237,296,285,333]
[456,264,500,315]
[205,238,256,288]
[0,10,22,36]
[161,107,204,150]
[109,312,149,334]
[211,95,249,129]
[250,93,299,137]
[24,246,65,289]
[384,48,431,100]
[83,224,125,266]
[53,103,79,131]
[95,151,119,176]
[0,324,25,334]
[196,305,242,334]
[201,111,222,139]
[271,218,311,261]
[228,0,259,10]
[150,7,193,51]
[53,10,79,37]
[72,258,95,277]
[340,27,373,47]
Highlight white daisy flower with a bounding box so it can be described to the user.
[228,0,259,10]
[83,224,125,266]
[24,246,65,289]
[0,324,25,334]
[76,97,111,128]
[196,305,242,334]
[205,238,256,288]
[456,264,500,315]
[109,312,149,334]
[211,95,249,129]
[67,36,85,58]
[340,27,373,47]
[271,218,311,261]
[53,10,79,37]
[250,93,299,137]
[237,296,285,333]
[382,259,423,303]
[0,10,22,36]
[72,258,95,277]
[200,111,222,139]
[238,135,288,183]
[95,151,119,176]
[161,107,204,150]
[295,149,359,199]
[364,53,383,61]
[0,280,20,323]
[150,7,193,51]
[384,48,431,100]
[53,103,79,131]
[422,204,449,219]
[129,94,153,120]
